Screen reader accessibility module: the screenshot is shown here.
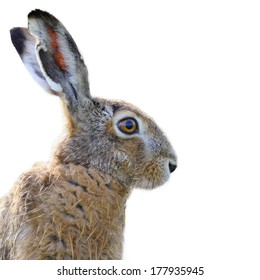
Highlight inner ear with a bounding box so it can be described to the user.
[47,27,68,71]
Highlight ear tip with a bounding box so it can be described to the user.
[10,27,26,55]
[28,9,57,22]
[10,27,22,36]
[28,9,49,18]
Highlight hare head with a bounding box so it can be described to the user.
[10,10,177,190]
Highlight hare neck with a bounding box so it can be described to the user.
[47,162,131,259]
[51,162,131,209]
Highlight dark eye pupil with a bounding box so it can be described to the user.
[125,120,134,130]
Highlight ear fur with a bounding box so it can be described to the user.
[11,10,92,112]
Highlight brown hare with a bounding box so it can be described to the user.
[0,9,177,259]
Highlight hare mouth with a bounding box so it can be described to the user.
[132,159,172,190]
[134,166,170,189]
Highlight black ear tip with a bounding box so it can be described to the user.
[28,9,57,22]
[28,9,48,18]
[10,27,26,55]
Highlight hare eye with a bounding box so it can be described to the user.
[117,118,138,135]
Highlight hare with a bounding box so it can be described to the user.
[0,9,177,260]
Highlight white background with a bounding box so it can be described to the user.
[0,0,260,279]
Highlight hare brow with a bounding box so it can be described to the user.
[112,104,120,113]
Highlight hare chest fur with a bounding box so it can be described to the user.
[0,9,177,260]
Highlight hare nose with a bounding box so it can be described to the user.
[169,161,177,173]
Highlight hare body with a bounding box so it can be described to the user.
[0,10,177,259]
[0,162,128,259]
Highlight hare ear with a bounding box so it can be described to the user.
[27,9,91,111]
[10,27,58,95]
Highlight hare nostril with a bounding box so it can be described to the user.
[169,162,177,173]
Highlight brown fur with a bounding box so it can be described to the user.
[0,162,129,259]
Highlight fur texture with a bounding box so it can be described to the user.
[0,163,128,259]
[0,10,177,259]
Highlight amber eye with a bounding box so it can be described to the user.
[117,118,138,135]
